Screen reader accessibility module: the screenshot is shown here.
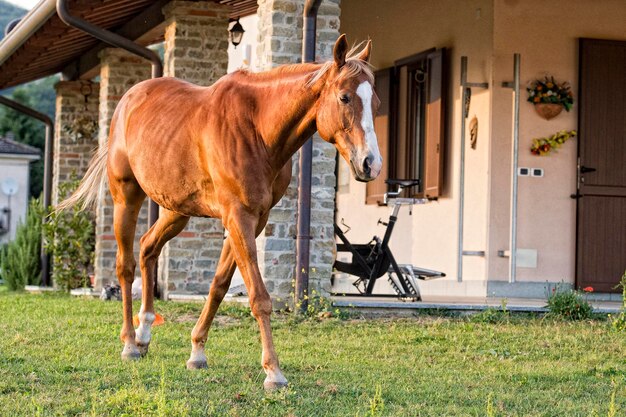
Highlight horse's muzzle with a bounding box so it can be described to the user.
[351,153,382,182]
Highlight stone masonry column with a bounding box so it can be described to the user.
[94,49,151,290]
[52,80,100,205]
[157,1,230,298]
[256,0,341,305]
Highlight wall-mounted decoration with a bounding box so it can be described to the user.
[527,76,574,120]
[469,116,478,149]
[63,83,98,142]
[530,130,577,155]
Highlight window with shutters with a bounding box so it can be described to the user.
[366,48,446,204]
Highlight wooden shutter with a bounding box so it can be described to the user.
[423,48,446,198]
[365,68,392,205]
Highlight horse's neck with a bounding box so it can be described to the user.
[250,65,326,170]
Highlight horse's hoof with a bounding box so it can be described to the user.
[121,345,141,361]
[186,360,208,370]
[136,343,150,357]
[263,379,289,391]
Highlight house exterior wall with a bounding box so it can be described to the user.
[52,81,100,206]
[0,156,33,245]
[337,0,626,299]
[338,0,495,298]
[227,14,260,73]
[487,0,626,296]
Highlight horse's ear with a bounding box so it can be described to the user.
[356,39,372,63]
[333,34,348,68]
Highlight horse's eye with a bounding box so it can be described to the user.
[339,94,351,104]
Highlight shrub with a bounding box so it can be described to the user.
[546,289,593,320]
[43,177,95,291]
[0,197,44,290]
[609,271,626,332]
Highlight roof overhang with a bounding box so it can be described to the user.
[0,0,258,89]
[0,153,41,161]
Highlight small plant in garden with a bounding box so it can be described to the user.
[470,300,510,324]
[305,290,347,319]
[43,176,95,291]
[608,271,626,332]
[0,197,44,290]
[546,287,593,320]
[292,288,349,320]
[527,76,574,110]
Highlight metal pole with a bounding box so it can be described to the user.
[509,53,521,283]
[295,0,322,313]
[0,95,53,286]
[457,57,468,282]
[56,0,163,294]
[456,57,488,282]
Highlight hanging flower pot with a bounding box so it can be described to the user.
[534,103,563,120]
[527,75,574,120]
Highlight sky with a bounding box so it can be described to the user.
[4,0,39,10]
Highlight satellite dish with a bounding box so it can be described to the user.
[1,178,19,196]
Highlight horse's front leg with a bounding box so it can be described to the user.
[225,208,288,390]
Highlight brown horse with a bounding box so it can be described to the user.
[60,34,381,389]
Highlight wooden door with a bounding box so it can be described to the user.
[577,39,626,292]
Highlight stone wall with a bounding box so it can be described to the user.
[256,0,341,304]
[52,81,100,205]
[158,1,230,297]
[93,49,152,289]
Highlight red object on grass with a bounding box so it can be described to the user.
[583,286,594,293]
[132,313,165,327]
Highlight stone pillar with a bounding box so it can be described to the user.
[256,0,341,304]
[94,49,151,289]
[157,1,230,298]
[52,80,100,205]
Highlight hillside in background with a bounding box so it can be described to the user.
[0,0,27,39]
[0,1,57,198]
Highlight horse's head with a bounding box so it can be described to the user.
[315,35,382,182]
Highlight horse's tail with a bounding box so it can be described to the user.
[56,144,108,212]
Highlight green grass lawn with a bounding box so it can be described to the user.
[0,290,624,416]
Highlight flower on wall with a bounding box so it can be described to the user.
[527,76,574,111]
[530,130,577,156]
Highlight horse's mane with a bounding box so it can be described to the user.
[232,43,374,88]
[306,43,374,87]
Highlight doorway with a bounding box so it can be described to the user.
[576,38,626,292]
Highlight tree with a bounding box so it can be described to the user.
[0,76,57,198]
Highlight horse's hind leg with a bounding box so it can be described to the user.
[112,190,145,360]
[135,208,189,355]
[187,237,236,369]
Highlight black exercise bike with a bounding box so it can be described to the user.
[332,179,445,301]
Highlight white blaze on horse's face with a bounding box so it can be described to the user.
[354,81,383,180]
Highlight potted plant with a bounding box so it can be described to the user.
[527,76,574,120]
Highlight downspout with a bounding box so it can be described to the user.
[56,0,163,294]
[0,95,53,287]
[295,0,322,313]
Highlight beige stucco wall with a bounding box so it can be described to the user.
[337,0,494,298]
[488,0,626,287]
[338,0,625,298]
[0,156,35,245]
